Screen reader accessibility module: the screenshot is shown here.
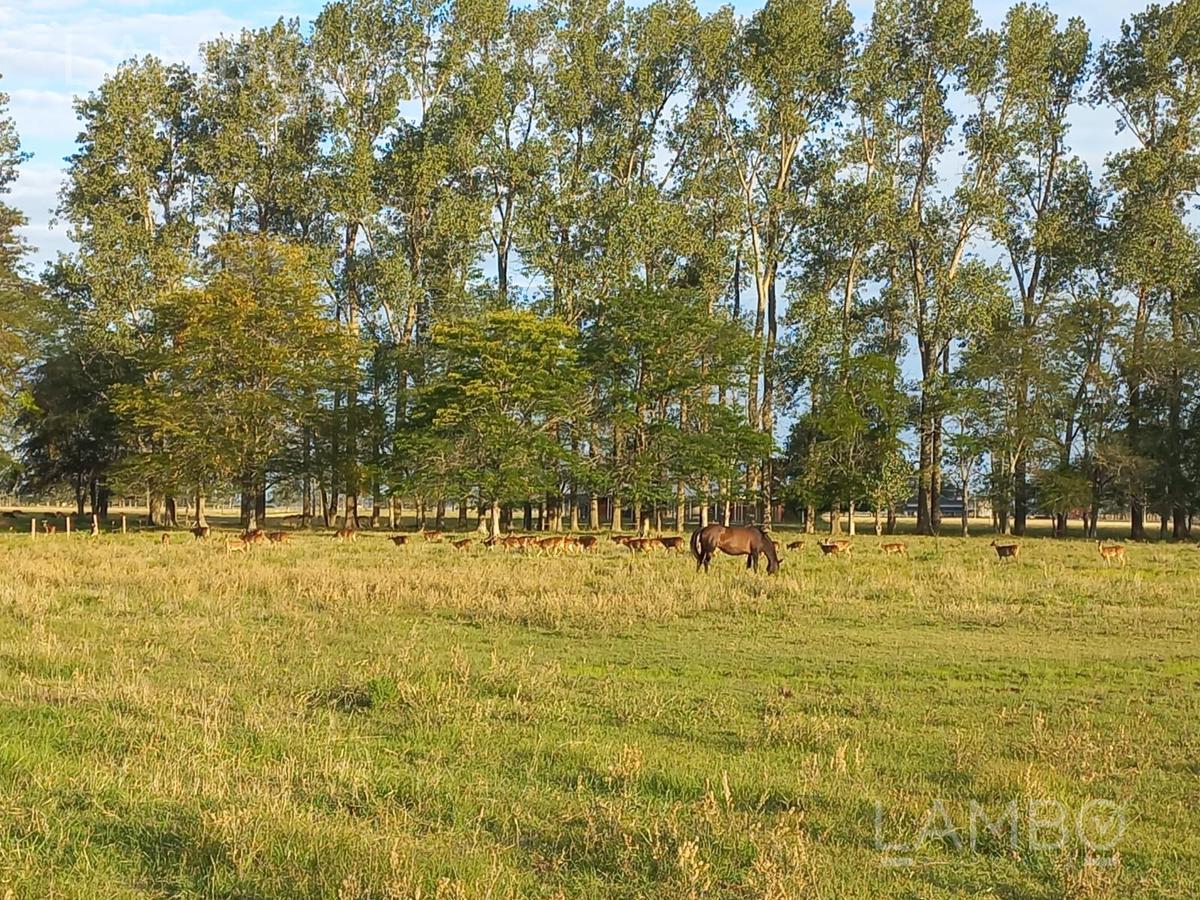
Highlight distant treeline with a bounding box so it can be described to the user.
[1,0,1198,538]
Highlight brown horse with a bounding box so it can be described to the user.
[690,524,780,574]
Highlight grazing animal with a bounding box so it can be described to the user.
[390,534,409,546]
[690,524,780,574]
[881,542,907,556]
[160,533,171,546]
[224,539,248,554]
[191,524,210,540]
[537,536,570,554]
[818,540,852,556]
[658,536,686,552]
[422,530,443,542]
[786,540,805,551]
[624,537,656,553]
[334,528,357,542]
[266,531,290,544]
[452,538,472,550]
[576,535,599,552]
[611,534,633,545]
[44,524,58,535]
[990,540,1020,562]
[242,529,267,544]
[1097,541,1126,567]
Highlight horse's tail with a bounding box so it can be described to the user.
[690,527,703,563]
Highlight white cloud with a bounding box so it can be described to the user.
[3,4,257,267]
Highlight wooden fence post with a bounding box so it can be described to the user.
[121,515,127,534]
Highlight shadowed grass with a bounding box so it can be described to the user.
[0,526,1197,897]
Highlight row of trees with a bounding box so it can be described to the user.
[4,0,1200,538]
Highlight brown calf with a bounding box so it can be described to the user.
[658,536,686,552]
[818,540,852,557]
[1097,541,1126,567]
[576,535,599,552]
[537,536,570,554]
[990,540,1020,562]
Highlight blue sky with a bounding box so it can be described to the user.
[3,0,1132,270]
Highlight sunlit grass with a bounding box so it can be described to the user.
[1,521,1197,897]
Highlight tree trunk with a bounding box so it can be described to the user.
[916,404,932,535]
[239,478,255,531]
[830,503,841,535]
[1013,454,1028,537]
[194,486,207,528]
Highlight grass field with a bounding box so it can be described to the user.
[1,521,1198,898]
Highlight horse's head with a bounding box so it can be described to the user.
[762,534,781,574]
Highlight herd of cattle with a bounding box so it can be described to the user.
[5,509,1133,568]
[177,521,1130,569]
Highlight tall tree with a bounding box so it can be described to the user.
[991,5,1091,535]
[1097,0,1200,539]
[113,236,350,530]
[699,0,854,528]
[0,75,33,416]
[59,57,200,526]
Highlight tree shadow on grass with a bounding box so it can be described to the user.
[96,809,245,898]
